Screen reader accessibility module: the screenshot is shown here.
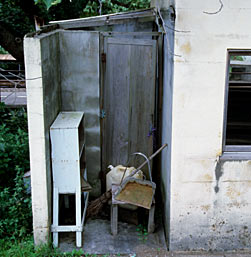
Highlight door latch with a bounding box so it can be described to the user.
[100,109,106,119]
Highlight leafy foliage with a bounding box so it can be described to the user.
[0,0,90,33]
[0,103,29,188]
[35,0,62,10]
[81,0,150,17]
[0,236,85,256]
[230,55,244,61]
[0,0,34,37]
[0,103,31,239]
[0,0,150,58]
[35,0,150,13]
[0,167,32,239]
[0,46,8,54]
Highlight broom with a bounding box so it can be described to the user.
[86,143,168,218]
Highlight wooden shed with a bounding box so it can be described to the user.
[24,6,173,246]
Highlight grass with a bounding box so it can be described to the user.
[0,236,85,257]
[0,236,126,256]
[136,224,148,243]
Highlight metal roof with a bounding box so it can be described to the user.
[50,8,156,29]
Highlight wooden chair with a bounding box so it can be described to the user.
[110,184,155,236]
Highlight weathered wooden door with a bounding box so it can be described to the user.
[101,37,157,175]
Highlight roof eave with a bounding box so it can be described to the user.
[50,8,157,29]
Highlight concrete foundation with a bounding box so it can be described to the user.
[59,219,167,255]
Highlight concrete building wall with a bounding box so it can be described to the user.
[169,0,251,251]
[59,31,101,196]
[24,31,61,244]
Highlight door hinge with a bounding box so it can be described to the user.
[101,53,106,63]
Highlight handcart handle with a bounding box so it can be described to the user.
[132,152,152,182]
[128,144,168,179]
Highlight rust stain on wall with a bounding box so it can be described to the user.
[175,59,184,63]
[201,204,210,212]
[180,41,191,54]
[173,192,179,201]
[226,185,241,200]
[216,149,222,157]
[227,201,243,208]
[203,174,213,181]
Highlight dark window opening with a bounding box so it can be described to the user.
[225,52,251,147]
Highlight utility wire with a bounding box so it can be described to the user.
[203,0,223,15]
[156,7,182,57]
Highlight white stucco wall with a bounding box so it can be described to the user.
[169,0,251,250]
[24,31,61,244]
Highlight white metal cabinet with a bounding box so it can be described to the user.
[50,111,88,247]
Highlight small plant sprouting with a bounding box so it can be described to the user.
[84,252,98,257]
[136,224,148,243]
[70,248,84,256]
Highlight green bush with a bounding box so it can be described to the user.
[82,0,151,17]
[0,46,8,54]
[0,103,29,188]
[0,236,86,256]
[0,103,31,239]
[0,166,32,239]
